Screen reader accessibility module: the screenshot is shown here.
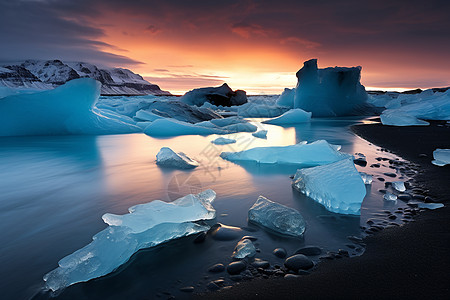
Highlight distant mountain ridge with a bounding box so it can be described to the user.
[0,59,171,96]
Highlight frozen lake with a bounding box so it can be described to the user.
[0,117,412,299]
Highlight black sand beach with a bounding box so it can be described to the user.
[196,122,450,299]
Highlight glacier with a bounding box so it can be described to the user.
[293,59,368,117]
[248,196,306,237]
[220,140,351,167]
[432,149,450,166]
[293,158,366,215]
[263,108,311,125]
[44,190,216,291]
[0,78,140,136]
[156,147,199,169]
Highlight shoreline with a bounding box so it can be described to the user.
[196,122,450,299]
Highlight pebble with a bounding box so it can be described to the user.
[378,189,387,194]
[226,261,246,275]
[229,275,243,282]
[295,246,322,256]
[384,172,397,178]
[353,158,367,167]
[252,259,270,269]
[208,263,225,273]
[179,286,194,293]
[397,194,412,201]
[284,254,314,271]
[370,163,381,168]
[209,224,243,241]
[240,235,258,241]
[377,177,385,182]
[273,247,287,258]
[284,274,300,279]
[413,194,426,201]
[206,282,220,291]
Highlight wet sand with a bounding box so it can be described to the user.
[196,122,450,299]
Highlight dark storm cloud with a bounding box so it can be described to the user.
[0,0,142,66]
[1,0,449,73]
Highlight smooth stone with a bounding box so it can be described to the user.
[370,163,381,168]
[240,235,258,241]
[252,259,270,269]
[229,275,243,282]
[273,247,287,258]
[398,194,412,201]
[208,263,225,273]
[206,282,220,291]
[227,261,246,275]
[384,172,397,177]
[209,224,243,241]
[284,254,314,271]
[284,274,300,279]
[353,158,367,167]
[179,286,194,293]
[297,270,311,275]
[295,246,322,256]
[377,177,385,182]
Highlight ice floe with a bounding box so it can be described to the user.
[211,137,237,145]
[220,140,351,167]
[432,149,450,166]
[252,130,268,139]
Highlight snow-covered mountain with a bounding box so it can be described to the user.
[0,60,171,96]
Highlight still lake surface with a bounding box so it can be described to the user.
[0,117,411,299]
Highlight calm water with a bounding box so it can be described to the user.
[0,118,411,299]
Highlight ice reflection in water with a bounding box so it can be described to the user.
[0,118,411,300]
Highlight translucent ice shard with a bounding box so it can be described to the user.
[44,190,216,291]
[359,172,373,185]
[383,192,398,202]
[232,239,257,259]
[293,159,366,215]
[263,109,311,125]
[392,181,406,192]
[220,140,351,167]
[248,196,306,237]
[407,201,444,210]
[432,149,450,166]
[156,147,199,169]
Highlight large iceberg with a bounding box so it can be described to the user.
[432,149,450,166]
[263,109,311,125]
[220,140,351,167]
[143,118,227,137]
[180,83,247,107]
[293,59,368,117]
[248,196,306,237]
[293,158,366,215]
[156,147,199,169]
[276,88,295,108]
[0,78,141,136]
[44,190,216,291]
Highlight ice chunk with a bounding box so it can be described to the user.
[407,201,444,210]
[248,196,306,237]
[432,149,450,166]
[211,137,237,145]
[232,239,257,259]
[134,109,165,122]
[276,88,295,108]
[143,118,227,137]
[359,172,373,185]
[293,59,368,117]
[196,116,258,133]
[293,158,366,215]
[263,109,311,125]
[252,130,267,139]
[221,140,351,167]
[156,147,199,169]
[392,181,406,192]
[180,83,247,107]
[44,190,216,291]
[383,192,398,202]
[380,111,429,126]
[0,78,141,136]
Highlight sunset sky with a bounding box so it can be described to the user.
[1,0,449,94]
